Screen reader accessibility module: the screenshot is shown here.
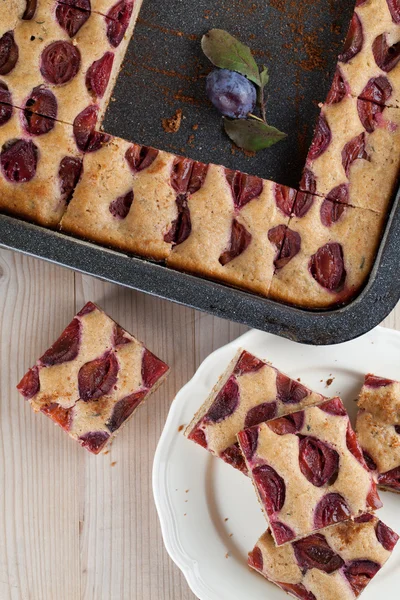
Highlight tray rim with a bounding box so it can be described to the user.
[1,182,399,346]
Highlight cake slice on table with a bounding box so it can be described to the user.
[248,515,398,599]
[17,301,169,454]
[237,397,382,546]
[185,349,327,474]
[356,373,400,493]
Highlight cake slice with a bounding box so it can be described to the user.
[0,0,141,127]
[185,349,327,474]
[300,95,400,214]
[61,138,205,260]
[17,301,169,454]
[237,397,382,545]
[167,165,297,296]
[331,0,400,108]
[268,194,385,309]
[356,373,400,493]
[0,102,83,226]
[249,515,398,599]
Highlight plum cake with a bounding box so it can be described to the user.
[166,167,299,296]
[0,0,399,310]
[61,143,299,295]
[0,0,142,126]
[356,373,400,493]
[333,0,400,107]
[237,397,382,545]
[60,137,180,260]
[268,193,386,308]
[300,95,400,214]
[17,301,169,454]
[249,514,398,599]
[185,349,327,474]
[0,102,83,226]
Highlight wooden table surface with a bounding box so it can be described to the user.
[0,248,399,600]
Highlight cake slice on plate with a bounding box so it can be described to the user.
[237,397,382,545]
[249,515,398,599]
[185,349,327,474]
[356,373,400,493]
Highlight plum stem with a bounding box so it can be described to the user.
[248,113,264,122]
[259,86,267,122]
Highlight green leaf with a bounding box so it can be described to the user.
[259,66,269,88]
[223,117,286,152]
[201,29,261,86]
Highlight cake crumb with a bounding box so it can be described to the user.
[192,123,199,131]
[111,461,117,467]
[162,109,183,133]
[224,518,229,522]
[185,489,189,493]
[178,424,185,432]
[103,450,109,455]
[225,553,229,559]
[326,377,334,387]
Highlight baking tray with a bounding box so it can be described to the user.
[1,0,399,345]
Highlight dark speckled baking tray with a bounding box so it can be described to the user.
[1,0,399,344]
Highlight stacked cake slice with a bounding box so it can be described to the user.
[185,349,399,600]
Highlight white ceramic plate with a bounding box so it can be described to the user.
[153,326,400,600]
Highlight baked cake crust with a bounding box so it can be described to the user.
[1,0,141,125]
[335,0,400,108]
[301,96,400,214]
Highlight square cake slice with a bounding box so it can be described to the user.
[167,165,297,296]
[237,397,382,545]
[185,349,327,474]
[333,0,400,108]
[300,95,400,214]
[249,515,398,600]
[268,195,385,309]
[356,373,400,493]
[61,139,202,261]
[1,0,141,128]
[0,103,83,226]
[16,301,169,454]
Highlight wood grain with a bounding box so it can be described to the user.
[0,247,397,599]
